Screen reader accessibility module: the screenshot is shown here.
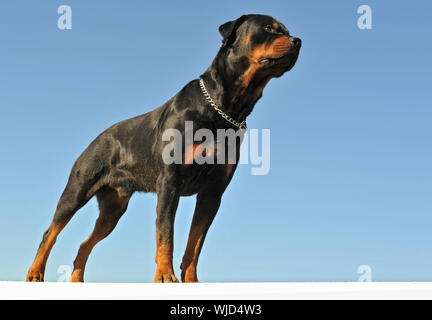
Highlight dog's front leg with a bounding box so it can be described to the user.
[154,181,180,283]
[181,191,222,283]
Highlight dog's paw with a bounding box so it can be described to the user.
[70,269,84,282]
[154,273,179,283]
[26,269,44,282]
[180,262,199,283]
[181,270,199,283]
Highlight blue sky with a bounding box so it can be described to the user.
[0,0,431,282]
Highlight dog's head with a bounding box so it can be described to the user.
[218,14,301,88]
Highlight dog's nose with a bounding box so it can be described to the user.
[291,37,302,48]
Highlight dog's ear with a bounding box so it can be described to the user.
[219,15,248,47]
[219,20,236,44]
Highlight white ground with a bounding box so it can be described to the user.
[1,281,432,300]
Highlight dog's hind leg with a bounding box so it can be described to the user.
[26,179,96,282]
[26,141,110,282]
[70,186,130,282]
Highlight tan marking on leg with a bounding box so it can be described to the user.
[154,241,178,283]
[26,223,64,282]
[154,200,178,283]
[71,190,130,282]
[181,220,209,283]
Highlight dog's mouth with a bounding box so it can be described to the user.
[259,53,290,64]
[258,49,300,72]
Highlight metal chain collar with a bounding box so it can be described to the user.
[199,78,247,130]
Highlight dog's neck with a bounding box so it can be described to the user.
[200,49,269,123]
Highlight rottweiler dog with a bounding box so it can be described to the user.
[27,14,301,283]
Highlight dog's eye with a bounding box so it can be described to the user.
[263,25,274,33]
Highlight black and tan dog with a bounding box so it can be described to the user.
[27,14,301,283]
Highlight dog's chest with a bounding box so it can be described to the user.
[180,163,233,196]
